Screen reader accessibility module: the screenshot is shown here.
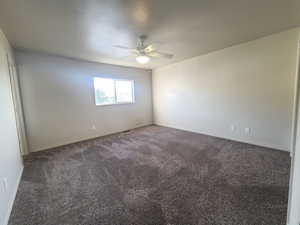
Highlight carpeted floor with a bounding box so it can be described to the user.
[9,125,291,225]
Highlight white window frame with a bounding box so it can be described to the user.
[93,77,135,106]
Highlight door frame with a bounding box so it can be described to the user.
[287,29,300,225]
[6,52,29,155]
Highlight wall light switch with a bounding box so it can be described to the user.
[3,178,8,191]
[230,125,236,132]
[245,127,251,135]
[1,178,8,193]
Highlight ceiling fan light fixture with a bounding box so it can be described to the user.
[136,55,150,64]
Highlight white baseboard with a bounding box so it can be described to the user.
[155,122,289,152]
[32,123,153,152]
[3,165,24,225]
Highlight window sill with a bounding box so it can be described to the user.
[95,102,135,107]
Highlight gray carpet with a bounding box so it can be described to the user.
[9,125,290,225]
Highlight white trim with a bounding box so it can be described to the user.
[3,166,24,225]
[287,28,300,225]
[31,123,153,152]
[94,102,135,107]
[290,32,300,158]
[93,77,135,106]
[155,122,289,152]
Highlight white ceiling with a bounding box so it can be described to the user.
[0,0,300,69]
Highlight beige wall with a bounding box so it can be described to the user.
[0,29,23,225]
[153,28,300,151]
[16,51,153,152]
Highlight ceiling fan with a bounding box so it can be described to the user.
[113,35,174,64]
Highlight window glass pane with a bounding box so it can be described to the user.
[94,78,115,105]
[116,80,134,103]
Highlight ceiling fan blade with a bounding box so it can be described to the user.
[147,51,174,59]
[113,45,136,50]
[113,45,139,55]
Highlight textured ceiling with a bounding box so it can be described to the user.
[0,0,300,69]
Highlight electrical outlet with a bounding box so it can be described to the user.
[135,119,142,126]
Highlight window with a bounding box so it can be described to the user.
[94,77,134,106]
[115,80,134,103]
